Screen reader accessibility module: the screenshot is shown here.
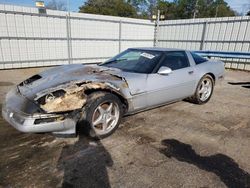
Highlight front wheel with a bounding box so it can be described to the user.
[189,74,214,104]
[82,92,123,139]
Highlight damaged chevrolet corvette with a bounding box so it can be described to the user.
[2,48,225,138]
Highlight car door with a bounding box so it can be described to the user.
[146,51,197,107]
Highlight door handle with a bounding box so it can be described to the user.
[188,71,194,74]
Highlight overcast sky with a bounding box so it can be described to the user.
[0,0,249,15]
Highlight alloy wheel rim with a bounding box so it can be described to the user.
[91,101,119,135]
[198,78,212,101]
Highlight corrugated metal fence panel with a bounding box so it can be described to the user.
[70,14,119,64]
[0,4,69,69]
[158,16,250,52]
[120,21,154,51]
[158,16,250,69]
[0,4,155,69]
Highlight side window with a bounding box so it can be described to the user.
[160,51,190,71]
[191,52,208,64]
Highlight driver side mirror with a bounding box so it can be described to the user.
[157,66,172,75]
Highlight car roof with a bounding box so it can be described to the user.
[128,47,186,52]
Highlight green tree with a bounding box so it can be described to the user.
[79,0,236,19]
[127,0,150,18]
[190,0,235,18]
[157,0,176,20]
[171,0,235,19]
[127,0,148,12]
[247,10,250,16]
[173,0,197,19]
[79,0,137,18]
[209,0,235,17]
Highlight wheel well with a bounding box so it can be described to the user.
[207,73,215,83]
[84,88,128,114]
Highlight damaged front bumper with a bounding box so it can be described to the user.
[2,88,77,135]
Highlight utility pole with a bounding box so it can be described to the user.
[215,5,219,17]
[193,0,198,18]
[215,0,220,18]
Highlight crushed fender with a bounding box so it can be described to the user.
[38,81,121,113]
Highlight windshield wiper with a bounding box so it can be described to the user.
[103,58,127,64]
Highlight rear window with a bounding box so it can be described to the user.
[191,52,208,64]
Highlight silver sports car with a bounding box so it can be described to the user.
[2,48,225,138]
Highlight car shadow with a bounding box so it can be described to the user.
[228,82,250,89]
[159,139,250,188]
[57,132,113,188]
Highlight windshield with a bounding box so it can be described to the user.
[99,49,163,73]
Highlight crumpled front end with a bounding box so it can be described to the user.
[35,81,121,113]
[2,88,77,135]
[2,64,132,135]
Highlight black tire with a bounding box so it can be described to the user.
[189,74,214,104]
[79,91,123,139]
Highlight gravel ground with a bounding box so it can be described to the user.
[0,67,249,188]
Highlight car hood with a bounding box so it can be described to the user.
[18,64,147,100]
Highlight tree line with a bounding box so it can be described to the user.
[78,0,238,19]
[46,0,249,20]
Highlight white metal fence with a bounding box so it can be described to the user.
[157,16,250,52]
[0,4,155,69]
[0,4,250,70]
[157,16,250,70]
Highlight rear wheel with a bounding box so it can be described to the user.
[81,92,123,139]
[189,74,214,104]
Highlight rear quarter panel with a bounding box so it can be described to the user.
[194,59,225,86]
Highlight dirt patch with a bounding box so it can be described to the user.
[0,82,14,86]
[135,134,156,145]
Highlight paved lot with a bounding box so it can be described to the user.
[0,67,250,188]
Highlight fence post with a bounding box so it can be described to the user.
[66,14,72,64]
[119,20,122,53]
[200,21,207,50]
